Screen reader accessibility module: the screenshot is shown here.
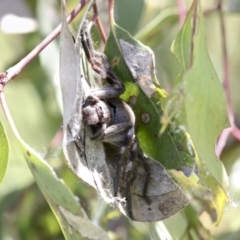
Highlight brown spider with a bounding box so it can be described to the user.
[80,20,151,220]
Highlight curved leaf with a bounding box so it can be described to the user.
[59,2,82,137]
[1,94,109,240]
[0,90,109,239]
[104,22,196,177]
[169,2,229,225]
[135,8,178,48]
[20,141,109,240]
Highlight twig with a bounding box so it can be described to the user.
[93,3,107,43]
[0,0,89,88]
[108,0,115,24]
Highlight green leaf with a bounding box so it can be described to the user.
[169,2,229,224]
[183,204,213,240]
[19,140,109,240]
[1,95,109,239]
[59,0,82,134]
[135,8,178,48]
[0,121,9,184]
[115,0,145,35]
[104,16,196,176]
[168,170,213,201]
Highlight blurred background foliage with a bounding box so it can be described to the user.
[0,0,240,239]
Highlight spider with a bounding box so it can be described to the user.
[80,20,151,220]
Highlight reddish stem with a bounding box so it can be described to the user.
[0,0,89,87]
[108,0,115,24]
[93,3,107,43]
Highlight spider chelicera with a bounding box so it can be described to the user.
[80,20,151,220]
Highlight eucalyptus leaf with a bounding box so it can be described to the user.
[59,3,82,137]
[169,2,229,225]
[65,121,189,222]
[135,8,178,48]
[104,15,196,177]
[1,1,111,239]
[1,96,109,239]
[62,10,189,221]
[115,0,145,35]
[21,142,109,240]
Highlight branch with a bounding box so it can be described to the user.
[0,0,89,88]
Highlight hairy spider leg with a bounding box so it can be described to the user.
[124,141,152,220]
[124,140,138,220]
[90,123,107,140]
[113,126,135,197]
[80,21,124,98]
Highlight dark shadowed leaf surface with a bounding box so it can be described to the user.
[114,0,145,35]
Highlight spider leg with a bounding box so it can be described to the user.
[90,123,107,140]
[125,142,151,220]
[113,127,135,197]
[80,21,125,98]
[89,85,124,100]
[125,140,138,220]
[102,122,133,143]
[137,149,151,205]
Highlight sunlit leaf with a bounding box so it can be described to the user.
[20,141,109,240]
[168,170,213,201]
[104,20,196,177]
[0,90,110,240]
[169,2,229,225]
